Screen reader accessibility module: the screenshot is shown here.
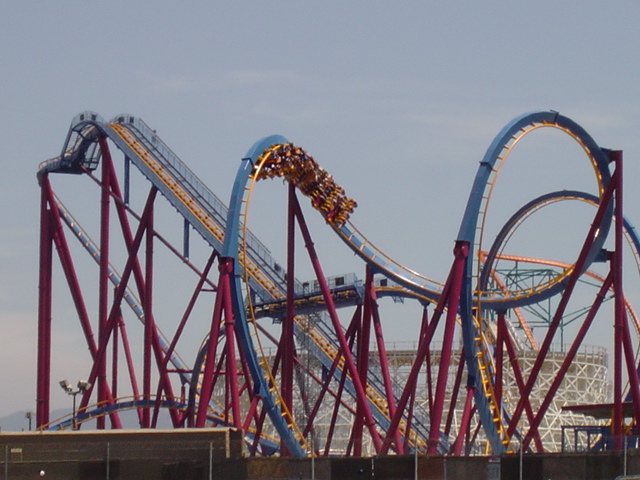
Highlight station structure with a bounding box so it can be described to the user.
[35,110,640,457]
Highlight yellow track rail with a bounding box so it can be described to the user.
[109,123,286,301]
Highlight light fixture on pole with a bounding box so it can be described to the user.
[59,379,92,430]
[25,411,34,431]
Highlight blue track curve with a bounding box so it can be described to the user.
[480,188,640,438]
[222,135,307,456]
[456,111,614,453]
[226,111,617,455]
[481,188,640,321]
[480,190,628,290]
[41,109,620,456]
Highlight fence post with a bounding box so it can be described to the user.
[624,436,628,477]
[106,441,110,480]
[209,441,213,480]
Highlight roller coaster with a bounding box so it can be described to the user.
[35,110,640,457]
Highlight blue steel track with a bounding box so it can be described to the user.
[39,109,617,456]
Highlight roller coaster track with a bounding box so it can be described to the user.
[40,117,312,454]
[41,395,281,453]
[37,109,631,457]
[480,189,640,344]
[40,113,444,454]
[233,113,616,453]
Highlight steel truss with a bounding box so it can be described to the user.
[35,111,640,457]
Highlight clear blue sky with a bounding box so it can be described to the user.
[1,2,639,420]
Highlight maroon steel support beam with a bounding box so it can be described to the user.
[237,349,259,428]
[194,256,242,430]
[291,193,383,452]
[36,175,53,428]
[325,344,353,456]
[250,408,268,456]
[102,157,182,427]
[403,388,417,452]
[112,310,120,399]
[195,258,231,427]
[612,150,624,449]
[354,284,372,456]
[152,251,218,425]
[427,240,468,455]
[97,136,112,429]
[380,260,456,454]
[453,386,475,456]
[77,188,157,416]
[498,313,542,451]
[368,268,403,451]
[142,197,155,428]
[117,312,142,422]
[607,150,640,447]
[283,183,296,435]
[495,313,505,411]
[522,272,613,450]
[444,347,466,438]
[506,169,618,439]
[420,309,434,415]
[223,268,242,428]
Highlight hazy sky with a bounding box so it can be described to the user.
[2,2,640,422]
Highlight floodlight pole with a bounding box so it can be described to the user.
[71,391,79,430]
[25,412,34,431]
[60,380,92,430]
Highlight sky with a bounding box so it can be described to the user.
[1,2,640,424]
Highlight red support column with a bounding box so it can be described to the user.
[453,386,475,455]
[282,183,296,430]
[117,312,142,418]
[195,267,226,427]
[506,172,617,439]
[368,267,403,451]
[291,194,383,452]
[97,136,112,429]
[522,272,613,450]
[94,168,182,427]
[380,265,455,454]
[36,175,53,428]
[444,348,466,438]
[612,150,624,449]
[420,309,434,414]
[325,332,358,456]
[106,162,184,427]
[223,273,242,427]
[495,312,505,411]
[112,308,120,399]
[142,197,154,428]
[351,269,378,456]
[500,313,542,451]
[427,240,468,455]
[77,190,156,418]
